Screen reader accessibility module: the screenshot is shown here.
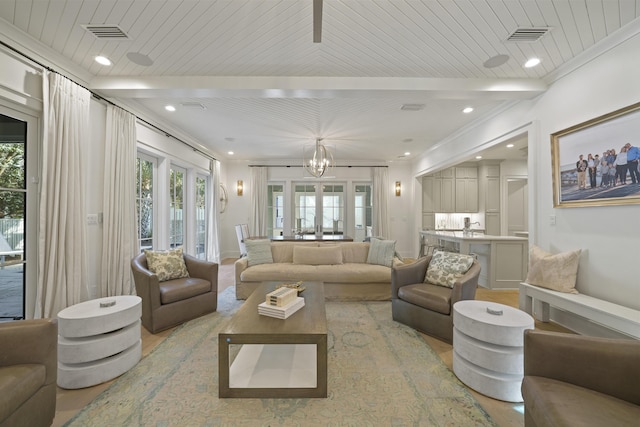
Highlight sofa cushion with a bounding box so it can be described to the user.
[0,364,45,422]
[144,247,189,282]
[397,283,452,315]
[525,245,581,294]
[293,245,343,265]
[366,238,396,268]
[340,242,370,263]
[240,263,391,284]
[159,277,211,304]
[425,251,474,288]
[245,239,273,266]
[522,376,640,427]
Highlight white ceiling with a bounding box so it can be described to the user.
[1,0,638,163]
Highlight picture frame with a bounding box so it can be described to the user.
[551,101,640,208]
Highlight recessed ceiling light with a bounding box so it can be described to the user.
[506,143,514,148]
[164,105,176,112]
[475,155,483,159]
[94,55,112,66]
[463,107,474,114]
[524,57,541,68]
[404,152,411,156]
[228,151,234,155]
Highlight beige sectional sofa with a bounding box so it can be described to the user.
[234,241,403,300]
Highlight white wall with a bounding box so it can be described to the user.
[412,28,640,316]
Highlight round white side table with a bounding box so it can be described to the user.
[452,300,534,402]
[57,295,142,389]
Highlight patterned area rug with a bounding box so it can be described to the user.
[65,287,495,426]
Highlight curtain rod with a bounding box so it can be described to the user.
[249,165,388,168]
[0,40,216,162]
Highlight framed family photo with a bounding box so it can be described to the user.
[551,101,640,208]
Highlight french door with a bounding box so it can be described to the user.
[0,108,37,320]
[293,183,345,235]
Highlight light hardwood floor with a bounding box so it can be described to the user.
[53,259,570,427]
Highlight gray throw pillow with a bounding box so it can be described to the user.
[245,239,273,266]
[366,237,396,268]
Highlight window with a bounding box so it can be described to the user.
[354,184,372,241]
[195,175,208,259]
[294,184,316,233]
[169,166,185,248]
[136,154,156,251]
[267,184,284,237]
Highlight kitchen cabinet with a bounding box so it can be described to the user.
[454,167,478,212]
[485,166,500,235]
[422,166,477,215]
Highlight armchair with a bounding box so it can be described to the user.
[522,330,640,426]
[391,255,480,343]
[0,319,57,427]
[131,252,218,333]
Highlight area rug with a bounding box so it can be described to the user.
[65,287,495,426]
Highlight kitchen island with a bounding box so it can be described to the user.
[420,230,528,289]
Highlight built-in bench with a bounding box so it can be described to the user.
[519,282,640,340]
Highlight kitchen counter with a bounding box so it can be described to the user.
[419,230,529,290]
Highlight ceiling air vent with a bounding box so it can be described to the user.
[506,27,551,43]
[181,102,207,110]
[400,104,425,111]
[82,24,129,40]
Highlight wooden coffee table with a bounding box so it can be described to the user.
[219,281,327,398]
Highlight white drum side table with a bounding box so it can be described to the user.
[452,300,534,402]
[57,295,142,389]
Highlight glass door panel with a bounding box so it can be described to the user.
[0,114,27,320]
[293,183,345,235]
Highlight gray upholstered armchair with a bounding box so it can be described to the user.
[522,330,640,426]
[391,254,480,343]
[0,319,58,427]
[131,252,218,333]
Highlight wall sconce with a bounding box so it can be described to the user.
[236,180,243,196]
[395,181,401,197]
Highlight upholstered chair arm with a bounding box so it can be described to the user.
[131,254,162,310]
[450,260,480,305]
[0,319,58,385]
[524,330,640,406]
[391,256,431,298]
[184,254,218,290]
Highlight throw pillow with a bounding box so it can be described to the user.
[245,239,273,266]
[366,237,396,268]
[293,245,343,265]
[425,250,475,288]
[525,245,581,294]
[144,247,189,282]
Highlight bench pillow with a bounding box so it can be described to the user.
[425,250,474,288]
[525,245,581,294]
[144,247,189,282]
[245,239,273,266]
[293,245,343,265]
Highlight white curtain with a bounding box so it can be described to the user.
[35,72,90,318]
[372,167,390,238]
[208,160,221,263]
[250,166,268,236]
[101,105,138,296]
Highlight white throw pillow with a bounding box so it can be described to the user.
[525,245,581,294]
[245,239,273,266]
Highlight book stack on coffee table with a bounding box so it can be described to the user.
[259,287,305,319]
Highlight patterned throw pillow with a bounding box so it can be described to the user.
[144,247,189,282]
[425,251,475,288]
[366,237,396,268]
[525,245,581,294]
[245,239,273,266]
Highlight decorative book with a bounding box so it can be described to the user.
[265,287,298,307]
[258,297,305,319]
